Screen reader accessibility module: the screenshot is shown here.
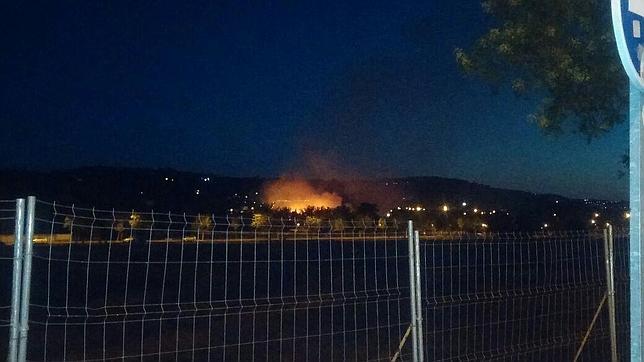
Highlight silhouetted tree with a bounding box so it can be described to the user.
[193,214,212,240]
[355,203,379,219]
[454,0,625,138]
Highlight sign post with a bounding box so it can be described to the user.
[612,0,644,360]
[630,81,643,362]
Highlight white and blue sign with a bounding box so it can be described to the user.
[612,0,644,89]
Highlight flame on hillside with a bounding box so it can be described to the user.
[263,178,342,213]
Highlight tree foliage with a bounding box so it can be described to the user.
[193,213,213,239]
[455,0,627,137]
[251,213,269,228]
[129,212,142,229]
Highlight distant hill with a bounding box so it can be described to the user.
[0,167,627,230]
[0,167,263,212]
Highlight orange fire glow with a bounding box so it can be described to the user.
[263,178,342,212]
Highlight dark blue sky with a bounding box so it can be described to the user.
[0,1,628,200]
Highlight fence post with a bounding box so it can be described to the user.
[407,220,419,362]
[7,199,25,362]
[17,196,35,362]
[604,225,618,362]
[413,230,424,362]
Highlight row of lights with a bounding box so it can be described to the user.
[390,202,503,217]
[541,211,630,229]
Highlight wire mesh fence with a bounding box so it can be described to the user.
[417,230,629,361]
[24,200,412,361]
[1,198,630,361]
[0,200,18,360]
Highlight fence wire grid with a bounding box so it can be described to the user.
[0,199,629,361]
[417,230,628,361]
[0,200,18,355]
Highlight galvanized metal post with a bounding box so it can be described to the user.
[604,225,618,362]
[7,199,25,362]
[413,230,424,362]
[630,82,644,362]
[407,220,419,362]
[17,196,35,362]
[611,1,644,358]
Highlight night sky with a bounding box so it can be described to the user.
[0,2,629,201]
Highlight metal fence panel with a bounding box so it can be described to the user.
[23,201,412,361]
[417,230,629,361]
[0,198,631,361]
[1,199,21,361]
